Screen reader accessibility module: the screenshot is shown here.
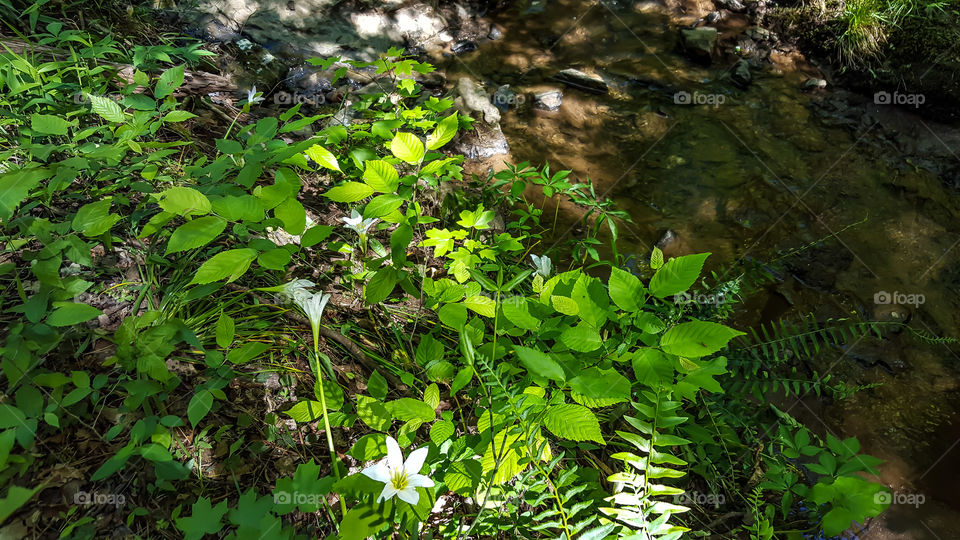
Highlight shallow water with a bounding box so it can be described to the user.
[442,0,960,536]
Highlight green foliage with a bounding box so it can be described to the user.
[0,13,914,539]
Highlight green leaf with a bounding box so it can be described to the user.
[513,345,565,382]
[274,197,306,235]
[72,198,120,237]
[175,496,228,540]
[30,114,72,135]
[365,267,397,304]
[158,186,211,217]
[608,266,644,311]
[464,295,496,317]
[438,302,468,330]
[544,404,605,443]
[188,390,213,427]
[426,112,459,150]
[569,367,631,407]
[560,324,603,352]
[162,110,197,122]
[258,248,291,271]
[225,341,271,364]
[339,502,383,540]
[166,216,227,254]
[324,181,374,203]
[305,144,341,172]
[154,64,186,99]
[430,420,455,445]
[649,253,710,298]
[444,460,482,496]
[356,395,392,431]
[659,320,745,358]
[390,132,425,164]
[47,302,102,327]
[364,194,404,219]
[301,225,334,247]
[189,248,258,285]
[385,398,435,422]
[86,93,125,123]
[550,295,579,316]
[215,312,235,348]
[0,485,42,524]
[362,160,400,192]
[349,433,387,460]
[0,167,51,220]
[501,297,539,330]
[285,400,325,422]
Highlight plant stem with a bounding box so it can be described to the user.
[313,341,348,519]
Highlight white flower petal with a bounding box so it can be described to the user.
[403,447,429,475]
[378,483,398,502]
[385,436,403,470]
[396,486,420,505]
[361,462,390,484]
[407,474,435,488]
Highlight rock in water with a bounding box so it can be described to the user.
[731,59,751,87]
[680,27,718,65]
[534,89,563,111]
[553,68,608,95]
[455,77,500,124]
[452,40,478,55]
[452,77,509,159]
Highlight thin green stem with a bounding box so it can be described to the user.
[312,339,348,519]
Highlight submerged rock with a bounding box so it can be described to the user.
[553,68,608,95]
[534,89,563,111]
[731,59,752,87]
[455,77,500,124]
[679,27,718,65]
[452,77,509,159]
[452,40,478,55]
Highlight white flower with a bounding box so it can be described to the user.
[531,253,552,278]
[340,209,378,239]
[362,436,435,506]
[244,85,264,105]
[293,289,331,345]
[279,279,315,302]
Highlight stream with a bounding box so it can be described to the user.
[445,0,960,537]
[188,0,960,535]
